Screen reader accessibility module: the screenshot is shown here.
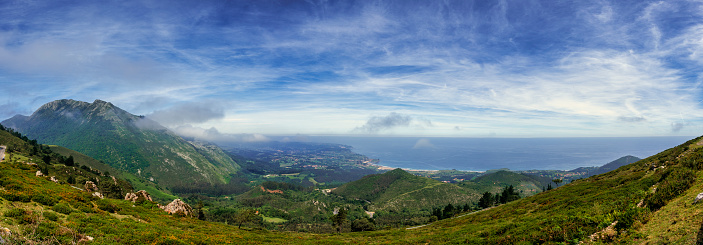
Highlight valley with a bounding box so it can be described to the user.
[0,99,701,244]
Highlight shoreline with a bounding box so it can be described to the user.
[370,163,484,173]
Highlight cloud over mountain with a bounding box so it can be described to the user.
[147,103,225,127]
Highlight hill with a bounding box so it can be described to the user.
[587,155,641,176]
[2,121,703,243]
[1,99,240,190]
[458,170,549,196]
[332,168,479,211]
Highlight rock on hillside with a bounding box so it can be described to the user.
[161,199,193,217]
[125,190,153,203]
[2,99,241,189]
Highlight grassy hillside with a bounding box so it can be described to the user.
[48,145,177,202]
[333,169,479,212]
[459,170,548,196]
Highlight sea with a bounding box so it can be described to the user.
[292,136,695,171]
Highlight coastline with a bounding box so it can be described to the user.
[370,162,484,173]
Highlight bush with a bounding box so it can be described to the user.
[4,208,25,217]
[615,207,650,230]
[0,191,32,202]
[51,203,73,215]
[32,194,58,206]
[645,168,696,211]
[35,222,57,237]
[351,218,375,232]
[97,200,121,213]
[43,211,58,221]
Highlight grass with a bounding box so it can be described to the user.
[262,215,287,223]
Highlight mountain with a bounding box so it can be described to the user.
[1,99,240,189]
[567,155,642,179]
[332,168,479,211]
[458,170,549,196]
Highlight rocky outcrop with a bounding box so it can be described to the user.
[50,176,59,183]
[160,199,193,217]
[694,192,703,204]
[35,171,43,177]
[84,181,98,192]
[124,190,153,203]
[589,221,618,242]
[92,192,104,199]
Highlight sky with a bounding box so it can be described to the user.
[1,0,703,138]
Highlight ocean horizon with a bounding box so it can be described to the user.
[284,136,697,171]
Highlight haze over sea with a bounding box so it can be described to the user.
[299,136,694,171]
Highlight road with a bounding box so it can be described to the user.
[0,145,5,162]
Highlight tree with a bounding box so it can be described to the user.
[64,155,74,166]
[351,218,375,232]
[235,209,259,229]
[196,201,206,221]
[547,183,553,191]
[478,192,494,209]
[330,207,348,233]
[42,155,51,165]
[552,178,563,187]
[442,203,456,219]
[499,185,520,204]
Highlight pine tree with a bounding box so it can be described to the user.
[478,192,493,209]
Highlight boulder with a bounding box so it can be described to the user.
[125,190,153,203]
[92,192,104,199]
[84,181,98,192]
[50,176,59,183]
[160,199,193,217]
[694,192,703,204]
[35,170,43,177]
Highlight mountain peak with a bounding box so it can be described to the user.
[1,99,241,189]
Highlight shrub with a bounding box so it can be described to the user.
[35,222,57,237]
[615,207,650,230]
[97,199,121,213]
[0,191,32,202]
[52,203,73,215]
[4,208,25,217]
[32,194,58,206]
[43,211,58,221]
[645,168,696,211]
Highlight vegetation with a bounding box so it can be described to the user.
[2,99,242,190]
[4,101,703,244]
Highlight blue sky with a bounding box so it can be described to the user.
[1,0,703,138]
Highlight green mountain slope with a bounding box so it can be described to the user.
[333,168,479,211]
[459,170,548,196]
[47,145,177,202]
[2,99,240,189]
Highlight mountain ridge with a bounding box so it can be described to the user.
[1,99,240,190]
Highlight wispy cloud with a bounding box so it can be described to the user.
[147,102,225,127]
[1,0,703,137]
